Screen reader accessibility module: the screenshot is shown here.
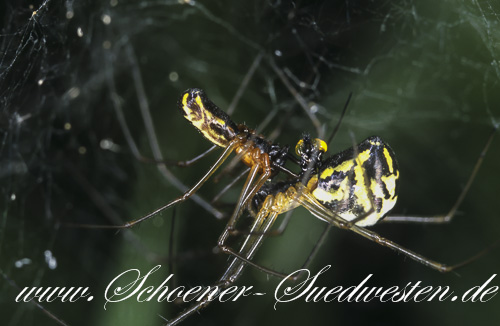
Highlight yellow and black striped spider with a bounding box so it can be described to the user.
[93,88,496,325]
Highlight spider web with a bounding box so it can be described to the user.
[1,0,499,325]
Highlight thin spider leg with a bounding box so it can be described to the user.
[168,207,177,287]
[69,141,238,229]
[230,150,326,239]
[213,141,254,183]
[383,126,497,224]
[279,184,338,282]
[220,210,284,281]
[268,56,324,139]
[275,163,299,178]
[299,188,496,272]
[222,185,339,281]
[137,145,218,167]
[295,186,343,227]
[295,224,332,273]
[214,113,285,183]
[165,198,281,326]
[106,62,223,219]
[227,209,294,238]
[241,157,272,206]
[269,223,335,282]
[227,215,336,281]
[219,185,343,281]
[220,161,261,234]
[218,151,272,245]
[348,224,498,272]
[326,91,352,145]
[217,167,346,280]
[261,208,293,236]
[217,151,311,280]
[211,167,250,204]
[126,45,227,218]
[211,157,298,219]
[64,161,164,261]
[226,51,263,115]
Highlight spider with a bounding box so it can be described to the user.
[166,125,497,325]
[89,89,497,325]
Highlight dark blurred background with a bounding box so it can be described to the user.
[1,0,499,325]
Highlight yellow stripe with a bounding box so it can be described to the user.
[180,93,232,147]
[383,147,394,173]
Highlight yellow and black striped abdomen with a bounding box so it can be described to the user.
[178,88,238,147]
[310,136,399,226]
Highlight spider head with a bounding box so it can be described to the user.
[295,134,327,174]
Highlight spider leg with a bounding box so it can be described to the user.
[220,184,338,282]
[135,145,218,167]
[166,196,280,325]
[348,224,499,272]
[383,126,497,224]
[68,140,238,229]
[218,149,272,250]
[298,187,498,272]
[211,167,250,203]
[106,49,224,220]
